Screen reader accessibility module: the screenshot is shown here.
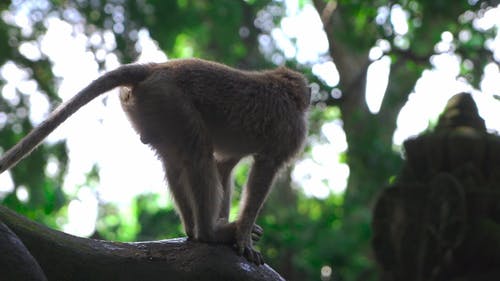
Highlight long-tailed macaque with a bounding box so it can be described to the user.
[0,58,310,265]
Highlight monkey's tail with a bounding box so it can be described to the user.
[0,63,155,174]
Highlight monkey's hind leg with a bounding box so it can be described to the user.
[158,98,226,243]
[163,162,195,239]
[126,84,226,243]
[183,153,224,242]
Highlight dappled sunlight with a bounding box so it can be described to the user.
[45,156,61,177]
[390,4,409,36]
[0,170,14,199]
[27,15,168,211]
[279,4,329,64]
[312,61,339,87]
[481,63,500,95]
[391,4,500,146]
[366,56,391,113]
[393,67,471,145]
[292,120,349,198]
[0,1,499,280]
[1,1,499,242]
[0,6,171,237]
[0,62,28,106]
[472,91,500,133]
[393,47,500,145]
[15,185,29,203]
[0,62,50,126]
[64,187,98,236]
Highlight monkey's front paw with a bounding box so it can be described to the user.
[213,220,263,243]
[236,239,264,265]
[251,224,263,242]
[235,229,264,265]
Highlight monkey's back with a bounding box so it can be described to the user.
[150,59,309,159]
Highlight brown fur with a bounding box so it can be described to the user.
[0,58,310,264]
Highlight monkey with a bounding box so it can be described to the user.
[0,58,310,265]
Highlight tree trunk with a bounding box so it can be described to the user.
[309,2,424,279]
[311,1,420,208]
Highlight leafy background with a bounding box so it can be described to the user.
[0,0,499,280]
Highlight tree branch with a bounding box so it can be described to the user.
[0,221,47,281]
[0,206,284,281]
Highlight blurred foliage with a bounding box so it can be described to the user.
[0,0,499,280]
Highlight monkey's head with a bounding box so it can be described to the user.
[272,67,310,111]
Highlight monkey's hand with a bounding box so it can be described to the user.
[251,224,264,242]
[211,220,264,264]
[235,223,264,265]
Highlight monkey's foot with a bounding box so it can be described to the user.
[211,221,263,243]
